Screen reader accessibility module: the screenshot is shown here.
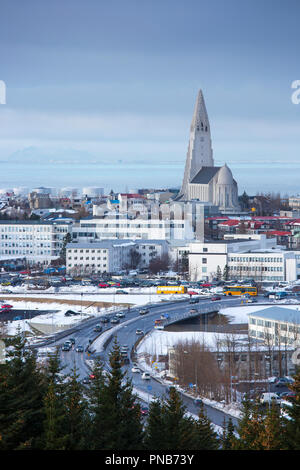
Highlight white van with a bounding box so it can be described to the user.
[260,392,281,405]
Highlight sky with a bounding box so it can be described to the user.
[0,0,300,186]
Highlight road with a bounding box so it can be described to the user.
[42,295,244,428]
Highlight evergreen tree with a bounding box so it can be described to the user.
[223,264,229,281]
[60,232,72,263]
[194,404,219,450]
[63,365,89,450]
[159,387,197,450]
[216,265,222,281]
[233,399,265,450]
[86,359,107,449]
[0,334,46,450]
[41,350,68,450]
[259,403,287,450]
[284,369,300,449]
[89,340,143,450]
[221,417,236,450]
[144,398,165,450]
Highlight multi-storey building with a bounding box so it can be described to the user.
[0,220,72,265]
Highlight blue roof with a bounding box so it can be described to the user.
[249,306,300,324]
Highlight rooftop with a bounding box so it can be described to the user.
[248,306,300,324]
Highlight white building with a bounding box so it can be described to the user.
[0,220,72,265]
[248,306,300,348]
[66,240,136,274]
[72,214,195,242]
[188,235,284,281]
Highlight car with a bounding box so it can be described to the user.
[194,398,203,406]
[136,329,144,335]
[82,376,90,384]
[141,407,149,416]
[1,304,13,310]
[93,324,103,332]
[121,345,129,350]
[260,392,281,405]
[211,295,221,301]
[98,283,109,288]
[275,377,294,387]
[116,290,128,294]
[110,317,120,324]
[121,350,128,357]
[121,357,130,365]
[13,316,22,321]
[139,308,149,315]
[100,316,109,323]
[131,365,141,373]
[89,374,96,380]
[62,344,71,352]
[189,308,198,313]
[115,312,126,318]
[76,345,84,353]
[69,338,76,344]
[141,372,151,380]
[280,391,296,399]
[189,298,199,304]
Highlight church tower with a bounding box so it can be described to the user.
[177,90,214,200]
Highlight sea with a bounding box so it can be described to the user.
[0,160,299,195]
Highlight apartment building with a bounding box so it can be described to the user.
[0,220,72,265]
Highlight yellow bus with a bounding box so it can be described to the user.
[156,286,187,294]
[223,285,257,296]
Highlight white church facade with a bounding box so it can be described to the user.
[176,90,240,214]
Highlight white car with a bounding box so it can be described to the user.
[141,372,151,380]
[131,366,141,373]
[136,329,144,335]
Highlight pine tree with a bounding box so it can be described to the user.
[221,417,236,450]
[41,350,68,450]
[216,265,222,281]
[284,369,300,449]
[144,398,165,450]
[259,403,286,450]
[194,404,219,450]
[89,340,144,450]
[233,399,265,450]
[0,334,46,450]
[159,387,197,450]
[63,366,89,450]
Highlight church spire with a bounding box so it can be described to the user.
[177,89,214,200]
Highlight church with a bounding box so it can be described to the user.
[176,90,240,214]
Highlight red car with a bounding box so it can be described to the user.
[98,283,109,288]
[188,291,198,296]
[1,304,13,310]
[211,296,221,301]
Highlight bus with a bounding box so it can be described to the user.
[223,285,257,296]
[156,285,187,294]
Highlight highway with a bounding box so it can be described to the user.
[42,295,244,428]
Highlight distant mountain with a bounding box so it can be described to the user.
[8,146,106,164]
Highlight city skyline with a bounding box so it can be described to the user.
[0,0,299,194]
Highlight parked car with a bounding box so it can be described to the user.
[260,392,281,405]
[141,372,151,380]
[141,407,149,416]
[275,377,294,387]
[1,304,13,310]
[194,398,203,406]
[211,295,221,301]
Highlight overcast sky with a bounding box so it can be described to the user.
[0,0,299,166]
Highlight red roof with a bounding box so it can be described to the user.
[219,219,240,226]
[263,231,292,236]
